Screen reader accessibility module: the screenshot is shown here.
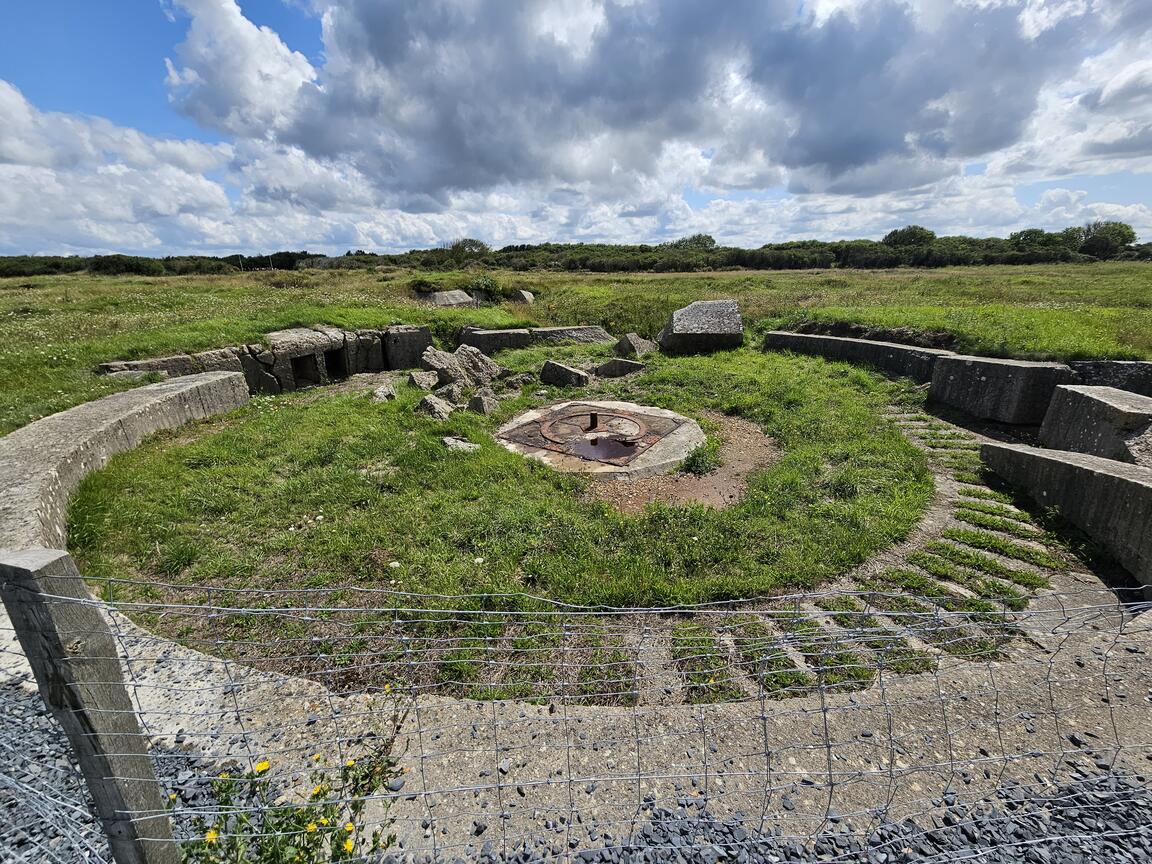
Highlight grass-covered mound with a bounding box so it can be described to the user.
[70,347,931,693]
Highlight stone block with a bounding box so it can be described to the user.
[427,289,475,307]
[372,382,396,402]
[595,358,645,378]
[981,441,1152,591]
[454,345,501,386]
[763,331,953,384]
[435,382,469,405]
[540,360,590,387]
[421,346,471,387]
[468,388,499,415]
[97,354,197,378]
[356,330,385,372]
[461,328,533,354]
[1039,385,1152,466]
[192,347,244,375]
[510,289,535,304]
[383,325,433,370]
[929,355,1075,424]
[615,333,657,358]
[657,300,743,355]
[528,326,614,345]
[408,370,439,391]
[1069,360,1152,397]
[416,394,455,420]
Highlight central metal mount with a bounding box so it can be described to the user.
[496,400,706,477]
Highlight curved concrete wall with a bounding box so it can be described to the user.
[0,372,250,551]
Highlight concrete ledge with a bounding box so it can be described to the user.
[1040,386,1152,466]
[763,331,953,383]
[0,372,250,550]
[930,356,1074,424]
[981,441,1152,589]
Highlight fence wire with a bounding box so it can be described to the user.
[2,578,1151,864]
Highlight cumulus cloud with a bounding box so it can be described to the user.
[1,0,1150,254]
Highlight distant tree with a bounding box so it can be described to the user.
[882,225,936,247]
[444,238,491,263]
[666,233,718,251]
[1080,221,1137,259]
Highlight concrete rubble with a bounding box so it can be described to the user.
[1040,385,1152,466]
[657,300,743,355]
[540,360,590,387]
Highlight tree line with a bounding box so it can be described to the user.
[1,222,1146,278]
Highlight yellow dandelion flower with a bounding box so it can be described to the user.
[305,822,318,833]
[254,759,271,774]
[168,792,177,801]
[311,783,326,798]
[320,817,330,826]
[343,838,355,853]
[312,753,322,762]
[345,759,356,768]
[345,822,355,833]
[205,828,219,844]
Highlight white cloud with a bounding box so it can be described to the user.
[2,0,1151,255]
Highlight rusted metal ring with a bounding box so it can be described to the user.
[539,410,647,445]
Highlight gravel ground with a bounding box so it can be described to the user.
[5,671,1151,864]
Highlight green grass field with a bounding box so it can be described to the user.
[2,263,1134,698]
[1,262,1149,436]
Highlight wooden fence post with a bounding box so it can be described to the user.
[0,548,179,864]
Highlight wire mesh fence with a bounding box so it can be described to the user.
[3,575,1151,863]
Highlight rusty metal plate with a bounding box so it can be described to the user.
[500,403,687,466]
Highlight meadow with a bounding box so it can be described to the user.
[1,261,1150,436]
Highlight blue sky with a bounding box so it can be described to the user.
[0,0,1149,255]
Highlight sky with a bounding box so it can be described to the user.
[0,0,1150,256]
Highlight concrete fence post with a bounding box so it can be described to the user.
[0,548,179,864]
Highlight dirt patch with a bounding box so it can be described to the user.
[585,413,778,514]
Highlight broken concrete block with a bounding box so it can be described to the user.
[929,355,1075,424]
[540,360,590,387]
[1039,385,1152,466]
[454,344,501,386]
[529,326,614,345]
[763,331,954,384]
[192,347,245,375]
[468,388,499,415]
[615,333,658,358]
[427,289,475,307]
[97,354,198,378]
[435,382,469,406]
[356,330,385,372]
[105,369,168,382]
[595,358,646,378]
[982,441,1152,593]
[372,382,397,402]
[421,346,472,387]
[408,370,439,391]
[443,436,481,453]
[383,325,432,370]
[510,289,535,304]
[657,299,743,355]
[416,394,455,420]
[461,327,533,354]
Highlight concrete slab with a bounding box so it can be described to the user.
[1069,360,1152,397]
[657,300,743,355]
[0,373,250,550]
[1040,385,1152,466]
[460,328,533,354]
[930,355,1074,424]
[764,331,953,384]
[981,441,1152,590]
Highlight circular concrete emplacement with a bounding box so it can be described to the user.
[496,399,706,479]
